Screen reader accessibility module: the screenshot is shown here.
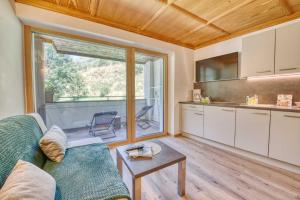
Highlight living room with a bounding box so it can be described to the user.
[0,0,300,200]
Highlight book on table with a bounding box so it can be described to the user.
[126,146,153,159]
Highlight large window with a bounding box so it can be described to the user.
[44,45,127,102]
[28,28,167,145]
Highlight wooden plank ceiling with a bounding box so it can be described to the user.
[16,0,300,49]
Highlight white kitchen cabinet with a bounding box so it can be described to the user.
[235,109,270,156]
[275,21,300,74]
[204,106,236,146]
[181,104,204,137]
[269,111,300,166]
[241,30,275,77]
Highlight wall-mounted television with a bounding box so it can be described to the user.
[195,52,239,82]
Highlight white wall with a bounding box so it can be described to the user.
[15,3,194,135]
[0,0,24,119]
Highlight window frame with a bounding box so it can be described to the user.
[24,25,168,147]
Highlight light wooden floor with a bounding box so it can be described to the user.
[111,136,300,200]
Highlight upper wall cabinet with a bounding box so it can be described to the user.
[241,30,275,78]
[275,21,300,74]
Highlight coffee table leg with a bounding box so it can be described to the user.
[132,177,141,200]
[116,151,122,177]
[178,160,186,196]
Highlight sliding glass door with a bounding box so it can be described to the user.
[32,33,128,144]
[28,27,167,146]
[134,51,166,139]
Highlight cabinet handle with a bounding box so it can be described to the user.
[251,112,268,115]
[222,109,234,112]
[256,70,271,73]
[284,115,300,119]
[279,68,297,71]
[194,113,203,116]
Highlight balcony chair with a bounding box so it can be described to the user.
[136,105,154,130]
[89,111,118,138]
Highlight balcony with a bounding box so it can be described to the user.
[39,98,162,143]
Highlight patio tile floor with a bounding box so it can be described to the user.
[65,126,161,144]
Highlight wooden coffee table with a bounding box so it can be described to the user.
[116,140,186,200]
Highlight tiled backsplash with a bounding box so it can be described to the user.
[194,77,300,104]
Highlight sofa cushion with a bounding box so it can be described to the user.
[43,143,130,200]
[0,115,46,187]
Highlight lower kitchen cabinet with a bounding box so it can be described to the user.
[181,105,204,137]
[235,109,270,156]
[204,106,236,146]
[180,103,300,167]
[269,111,300,166]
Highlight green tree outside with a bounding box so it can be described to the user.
[44,43,144,102]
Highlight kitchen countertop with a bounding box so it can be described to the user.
[179,101,300,113]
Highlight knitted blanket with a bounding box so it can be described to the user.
[0,115,46,187]
[0,115,131,200]
[43,143,130,200]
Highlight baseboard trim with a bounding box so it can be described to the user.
[182,133,300,174]
[167,131,181,137]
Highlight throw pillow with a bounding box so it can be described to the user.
[0,160,56,200]
[39,125,67,162]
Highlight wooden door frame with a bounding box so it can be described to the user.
[23,26,35,113]
[132,49,168,143]
[23,25,168,148]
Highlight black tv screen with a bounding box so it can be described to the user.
[195,52,239,82]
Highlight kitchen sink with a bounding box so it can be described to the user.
[240,104,275,108]
[211,101,238,105]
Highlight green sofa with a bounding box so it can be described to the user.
[0,115,131,200]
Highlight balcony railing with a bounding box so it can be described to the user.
[42,99,148,130]
[54,96,145,102]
